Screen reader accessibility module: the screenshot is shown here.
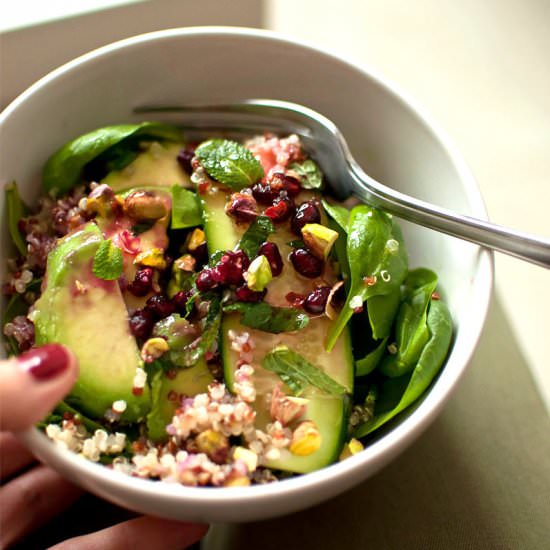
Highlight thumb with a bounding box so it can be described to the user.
[0,344,79,432]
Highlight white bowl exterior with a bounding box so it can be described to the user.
[1,27,492,522]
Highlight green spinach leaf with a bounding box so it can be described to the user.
[263,345,347,396]
[289,159,323,189]
[353,298,453,438]
[322,199,350,232]
[355,336,388,377]
[325,206,408,351]
[5,182,29,256]
[43,122,182,195]
[170,185,202,229]
[223,302,309,333]
[236,216,275,259]
[379,269,438,378]
[195,139,264,190]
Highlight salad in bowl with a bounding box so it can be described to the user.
[3,122,453,487]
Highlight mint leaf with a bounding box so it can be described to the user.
[236,216,274,258]
[195,139,264,190]
[289,159,323,189]
[262,346,347,396]
[223,302,309,333]
[171,185,202,229]
[92,239,123,280]
[5,181,29,256]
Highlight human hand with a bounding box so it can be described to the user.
[0,344,208,548]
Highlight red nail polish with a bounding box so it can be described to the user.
[18,344,70,380]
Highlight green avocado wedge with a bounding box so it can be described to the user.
[202,187,354,474]
[30,223,151,422]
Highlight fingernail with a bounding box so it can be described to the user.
[17,344,71,380]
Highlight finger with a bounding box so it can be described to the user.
[0,344,79,432]
[0,432,35,481]
[50,516,209,550]
[0,464,82,548]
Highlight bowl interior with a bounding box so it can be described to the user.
[0,27,492,522]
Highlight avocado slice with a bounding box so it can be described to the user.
[31,223,151,422]
[202,188,354,474]
[102,142,191,193]
[147,315,214,441]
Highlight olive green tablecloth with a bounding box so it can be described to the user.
[16,296,550,549]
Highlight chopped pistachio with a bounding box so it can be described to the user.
[339,438,364,461]
[134,248,166,269]
[140,337,169,363]
[174,254,196,272]
[245,255,272,292]
[124,190,168,221]
[301,223,338,260]
[187,228,206,251]
[195,429,229,463]
[289,420,321,456]
[233,446,258,472]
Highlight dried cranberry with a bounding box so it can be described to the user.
[270,172,301,197]
[259,242,283,276]
[251,183,280,205]
[146,294,176,319]
[127,267,154,297]
[286,292,306,307]
[225,193,258,222]
[291,201,321,235]
[196,269,218,292]
[290,248,324,278]
[303,286,331,314]
[235,284,267,302]
[264,194,294,223]
[129,309,155,340]
[172,290,193,312]
[177,146,196,174]
[190,242,208,267]
[212,250,249,286]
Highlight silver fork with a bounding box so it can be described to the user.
[135,99,550,268]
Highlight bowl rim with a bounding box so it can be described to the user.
[5,25,493,510]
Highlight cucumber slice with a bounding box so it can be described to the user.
[202,187,354,473]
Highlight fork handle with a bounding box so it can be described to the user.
[350,168,550,268]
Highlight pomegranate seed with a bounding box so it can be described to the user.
[290,248,324,278]
[212,250,249,286]
[286,291,306,307]
[198,181,210,195]
[264,194,294,223]
[291,201,321,235]
[303,286,331,314]
[177,146,196,174]
[225,193,258,222]
[235,284,267,302]
[146,294,176,319]
[132,387,144,396]
[251,182,280,205]
[127,267,154,297]
[270,172,301,197]
[172,290,193,312]
[258,242,283,276]
[129,308,155,339]
[196,269,218,292]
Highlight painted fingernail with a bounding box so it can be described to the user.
[17,344,71,380]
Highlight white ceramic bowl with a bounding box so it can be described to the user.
[0,27,492,522]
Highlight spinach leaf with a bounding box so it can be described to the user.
[43,122,182,195]
[170,185,202,229]
[325,206,408,351]
[236,216,275,259]
[379,269,438,378]
[195,139,264,190]
[223,302,309,333]
[5,182,29,256]
[289,159,323,189]
[355,336,388,377]
[353,298,453,438]
[321,199,350,232]
[262,346,347,396]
